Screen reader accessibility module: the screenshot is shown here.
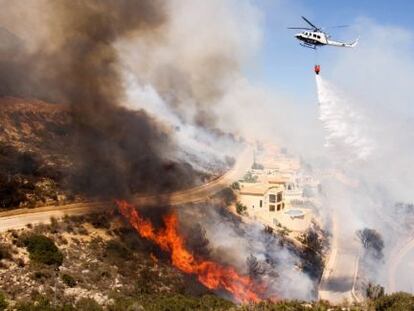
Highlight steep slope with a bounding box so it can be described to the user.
[0,97,231,209]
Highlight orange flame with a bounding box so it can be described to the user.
[116,200,266,302]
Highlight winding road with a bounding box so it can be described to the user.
[318,213,361,304]
[0,146,253,232]
[316,173,363,304]
[387,235,414,293]
[0,145,367,303]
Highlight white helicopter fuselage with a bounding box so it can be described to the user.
[295,31,358,48]
[295,31,327,46]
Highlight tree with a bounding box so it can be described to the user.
[246,254,265,279]
[236,202,247,215]
[252,162,264,170]
[357,228,384,259]
[231,182,240,190]
[242,171,257,183]
[366,282,384,300]
[298,228,325,280]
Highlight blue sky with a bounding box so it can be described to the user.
[250,0,414,103]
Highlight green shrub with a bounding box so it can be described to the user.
[0,244,12,260]
[90,213,110,229]
[23,234,63,266]
[135,266,158,295]
[236,202,247,215]
[242,171,257,183]
[61,273,76,287]
[32,270,51,280]
[16,296,54,311]
[373,292,414,311]
[367,282,384,300]
[75,298,102,311]
[231,182,240,190]
[104,240,132,261]
[0,291,7,311]
[140,294,233,311]
[15,296,75,311]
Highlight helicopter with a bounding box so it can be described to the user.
[288,16,358,49]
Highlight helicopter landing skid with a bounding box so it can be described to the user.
[300,43,317,49]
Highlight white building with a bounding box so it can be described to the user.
[239,183,285,216]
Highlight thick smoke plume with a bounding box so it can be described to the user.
[0,0,208,197]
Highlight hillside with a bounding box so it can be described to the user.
[0,97,75,209]
[0,209,411,310]
[0,97,231,210]
[0,97,71,154]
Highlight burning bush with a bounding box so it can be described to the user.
[116,200,267,303]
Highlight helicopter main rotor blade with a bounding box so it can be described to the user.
[301,16,318,30]
[287,27,314,30]
[325,25,349,29]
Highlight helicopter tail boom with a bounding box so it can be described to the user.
[326,37,359,48]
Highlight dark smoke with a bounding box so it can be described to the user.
[0,0,200,197]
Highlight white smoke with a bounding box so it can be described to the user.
[179,204,315,301]
[121,73,242,175]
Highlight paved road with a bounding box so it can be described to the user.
[387,236,414,293]
[319,214,361,304]
[132,146,253,206]
[0,147,253,233]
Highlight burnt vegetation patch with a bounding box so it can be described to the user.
[0,143,65,209]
